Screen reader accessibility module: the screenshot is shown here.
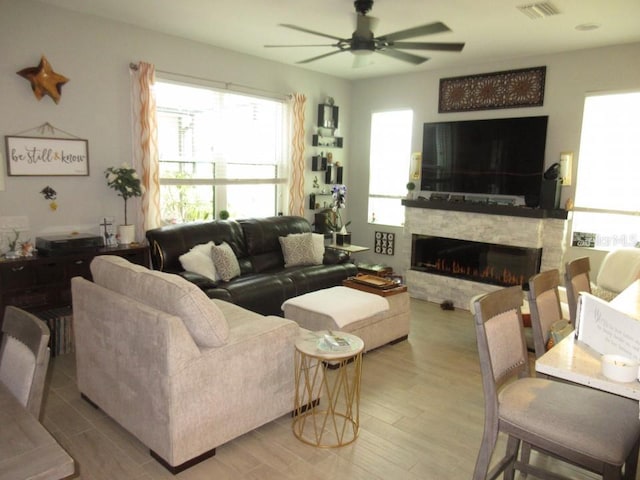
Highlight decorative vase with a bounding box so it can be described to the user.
[117,225,135,245]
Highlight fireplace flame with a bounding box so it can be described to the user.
[418,259,526,287]
[411,235,541,288]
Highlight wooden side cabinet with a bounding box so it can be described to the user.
[0,245,149,328]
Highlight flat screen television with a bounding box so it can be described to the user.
[421,116,548,197]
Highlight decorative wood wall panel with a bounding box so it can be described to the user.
[438,66,546,113]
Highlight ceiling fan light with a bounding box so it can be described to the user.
[351,49,373,56]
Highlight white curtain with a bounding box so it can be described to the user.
[288,93,306,216]
[130,61,161,242]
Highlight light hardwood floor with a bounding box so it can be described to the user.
[43,298,601,479]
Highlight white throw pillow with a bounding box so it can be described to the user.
[311,233,325,265]
[280,232,321,268]
[179,241,218,281]
[211,242,241,282]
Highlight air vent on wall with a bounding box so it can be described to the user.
[517,2,561,19]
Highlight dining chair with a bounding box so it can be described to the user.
[473,285,640,480]
[527,269,564,358]
[564,256,591,326]
[0,306,51,419]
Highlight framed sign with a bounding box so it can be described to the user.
[5,136,89,176]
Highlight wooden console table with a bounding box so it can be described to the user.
[0,244,149,329]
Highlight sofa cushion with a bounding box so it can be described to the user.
[212,242,241,281]
[179,241,218,281]
[91,255,229,347]
[239,216,311,273]
[279,233,320,268]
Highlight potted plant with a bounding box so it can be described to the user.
[326,184,352,245]
[105,163,144,245]
[219,209,230,220]
[406,181,416,199]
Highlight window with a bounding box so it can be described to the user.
[155,81,288,224]
[572,91,640,249]
[368,110,413,227]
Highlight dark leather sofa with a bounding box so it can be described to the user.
[146,216,358,316]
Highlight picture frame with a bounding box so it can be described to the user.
[5,135,89,176]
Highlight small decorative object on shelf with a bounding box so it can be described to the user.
[100,216,117,247]
[406,181,416,199]
[105,163,144,245]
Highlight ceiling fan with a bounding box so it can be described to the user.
[265,0,465,66]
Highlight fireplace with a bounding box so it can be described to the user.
[411,235,542,287]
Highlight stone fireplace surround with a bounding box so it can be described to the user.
[400,200,569,310]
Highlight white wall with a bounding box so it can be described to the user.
[2,0,639,277]
[347,42,640,275]
[0,0,351,242]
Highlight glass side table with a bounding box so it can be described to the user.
[292,331,364,448]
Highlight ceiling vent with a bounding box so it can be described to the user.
[517,2,561,19]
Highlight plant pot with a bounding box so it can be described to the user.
[336,232,351,246]
[117,225,135,245]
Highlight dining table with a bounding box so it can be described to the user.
[535,280,640,401]
[0,382,75,480]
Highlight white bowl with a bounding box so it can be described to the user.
[601,354,639,383]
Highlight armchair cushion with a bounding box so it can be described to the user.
[91,256,229,347]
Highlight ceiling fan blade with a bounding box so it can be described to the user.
[376,48,429,65]
[390,41,465,52]
[279,24,344,42]
[296,49,345,64]
[379,22,451,42]
[265,43,338,48]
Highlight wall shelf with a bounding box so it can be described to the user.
[312,155,327,171]
[312,134,343,148]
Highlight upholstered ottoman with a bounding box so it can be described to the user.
[282,286,410,352]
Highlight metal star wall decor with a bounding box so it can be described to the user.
[17,56,69,104]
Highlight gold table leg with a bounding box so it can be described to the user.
[293,349,362,448]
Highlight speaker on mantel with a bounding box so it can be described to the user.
[540,178,561,209]
[539,163,562,209]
